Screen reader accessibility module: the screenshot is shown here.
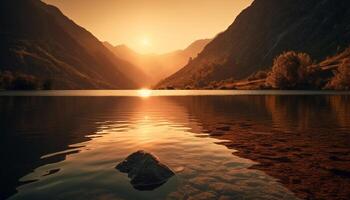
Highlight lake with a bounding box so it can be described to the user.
[1,90,350,200]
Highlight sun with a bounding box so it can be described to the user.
[138,88,152,98]
[141,38,151,47]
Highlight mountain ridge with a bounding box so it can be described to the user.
[157,0,350,89]
[104,39,211,85]
[0,0,147,89]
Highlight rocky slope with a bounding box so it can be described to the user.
[0,0,147,89]
[104,39,211,85]
[157,0,350,89]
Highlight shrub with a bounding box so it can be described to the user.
[0,71,14,89]
[42,79,53,90]
[0,71,39,90]
[248,70,268,81]
[10,74,39,90]
[325,59,350,90]
[266,51,313,89]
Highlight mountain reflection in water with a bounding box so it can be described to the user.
[1,93,349,200]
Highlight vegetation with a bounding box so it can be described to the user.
[0,71,53,90]
[42,79,53,90]
[247,70,268,81]
[266,51,316,89]
[325,59,350,90]
[214,49,350,91]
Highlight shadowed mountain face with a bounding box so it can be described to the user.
[0,0,148,89]
[157,0,350,88]
[104,39,211,85]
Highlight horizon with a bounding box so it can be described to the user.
[42,0,253,54]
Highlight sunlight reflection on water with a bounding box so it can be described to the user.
[137,89,152,98]
[3,92,349,199]
[7,96,300,200]
[1,89,350,97]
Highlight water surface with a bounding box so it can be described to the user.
[1,90,349,200]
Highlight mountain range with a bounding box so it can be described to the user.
[104,39,211,85]
[1,0,349,90]
[157,0,350,89]
[0,0,148,89]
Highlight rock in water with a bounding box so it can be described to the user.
[116,150,175,190]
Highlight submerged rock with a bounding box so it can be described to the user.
[116,150,175,190]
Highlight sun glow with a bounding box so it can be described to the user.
[138,89,152,98]
[141,38,151,47]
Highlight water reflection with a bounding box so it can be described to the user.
[1,94,349,200]
[138,89,152,98]
[170,95,350,199]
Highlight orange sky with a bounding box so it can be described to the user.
[43,0,253,54]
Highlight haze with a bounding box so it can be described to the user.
[43,0,253,53]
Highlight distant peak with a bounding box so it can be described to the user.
[183,38,212,55]
[115,44,129,49]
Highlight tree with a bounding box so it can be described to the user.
[10,74,39,90]
[266,51,313,89]
[325,59,350,90]
[0,71,39,90]
[42,79,53,90]
[0,71,14,89]
[248,70,268,81]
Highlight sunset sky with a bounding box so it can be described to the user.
[43,0,253,54]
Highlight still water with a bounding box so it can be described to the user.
[1,90,350,200]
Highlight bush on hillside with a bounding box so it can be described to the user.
[266,51,314,89]
[325,59,350,90]
[42,79,53,90]
[248,70,268,81]
[0,71,39,90]
[0,71,14,89]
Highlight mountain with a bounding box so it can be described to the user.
[0,0,148,89]
[104,39,211,85]
[157,0,350,89]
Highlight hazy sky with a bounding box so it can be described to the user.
[43,0,253,53]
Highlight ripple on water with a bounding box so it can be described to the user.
[6,97,302,200]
